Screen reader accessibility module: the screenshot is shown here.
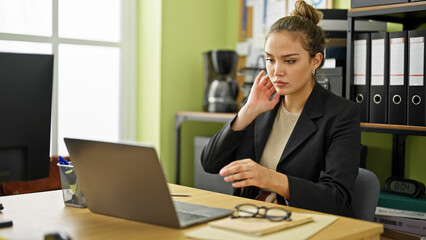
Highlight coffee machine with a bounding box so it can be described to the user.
[203,50,239,113]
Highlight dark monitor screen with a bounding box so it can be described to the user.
[0,52,53,182]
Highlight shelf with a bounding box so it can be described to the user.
[361,123,426,136]
[360,123,426,177]
[349,2,426,20]
[346,2,426,178]
[348,2,426,30]
[175,111,235,126]
[176,112,426,135]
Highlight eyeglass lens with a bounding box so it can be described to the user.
[235,204,290,220]
[237,204,259,217]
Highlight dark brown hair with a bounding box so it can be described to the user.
[266,0,325,66]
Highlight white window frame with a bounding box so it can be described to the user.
[0,0,137,155]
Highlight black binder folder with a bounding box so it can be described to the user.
[388,31,408,125]
[369,32,389,124]
[407,29,426,126]
[352,33,371,122]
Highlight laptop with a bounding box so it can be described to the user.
[64,138,234,228]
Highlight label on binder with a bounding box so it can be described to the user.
[409,37,425,86]
[390,37,405,86]
[354,39,367,85]
[371,39,385,86]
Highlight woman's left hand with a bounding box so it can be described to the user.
[219,159,275,189]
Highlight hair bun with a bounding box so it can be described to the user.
[291,0,323,25]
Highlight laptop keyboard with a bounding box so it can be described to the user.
[173,201,234,227]
[177,211,209,222]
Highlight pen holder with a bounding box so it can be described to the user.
[57,163,87,208]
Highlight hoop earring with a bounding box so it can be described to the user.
[312,69,316,76]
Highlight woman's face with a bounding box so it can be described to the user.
[264,31,321,97]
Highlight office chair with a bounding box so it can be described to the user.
[352,168,380,221]
[0,156,66,195]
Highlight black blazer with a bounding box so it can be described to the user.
[201,83,361,217]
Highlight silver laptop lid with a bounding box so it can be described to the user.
[64,138,181,228]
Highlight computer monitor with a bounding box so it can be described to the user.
[0,52,53,182]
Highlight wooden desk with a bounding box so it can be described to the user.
[0,184,382,240]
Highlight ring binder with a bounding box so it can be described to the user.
[369,32,389,124]
[388,31,408,125]
[407,29,426,126]
[352,33,371,122]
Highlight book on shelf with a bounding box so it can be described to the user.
[378,191,426,212]
[382,228,426,240]
[374,214,426,236]
[376,207,426,220]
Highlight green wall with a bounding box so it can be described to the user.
[333,0,350,9]
[138,0,426,187]
[137,0,238,182]
[138,0,162,152]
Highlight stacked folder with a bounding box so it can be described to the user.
[388,31,408,125]
[407,29,426,126]
[370,32,389,124]
[351,29,426,126]
[374,191,426,238]
[352,33,371,123]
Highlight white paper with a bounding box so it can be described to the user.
[322,58,336,69]
[246,38,265,68]
[246,0,257,7]
[353,39,367,85]
[409,37,425,86]
[266,0,287,31]
[252,0,264,39]
[236,41,250,56]
[185,213,338,240]
[389,37,405,86]
[371,38,385,86]
[311,0,327,9]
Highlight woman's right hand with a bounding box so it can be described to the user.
[232,70,280,131]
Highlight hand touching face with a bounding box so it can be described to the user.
[243,70,280,116]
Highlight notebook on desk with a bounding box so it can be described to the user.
[64,138,234,228]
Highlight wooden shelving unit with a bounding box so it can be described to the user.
[361,123,426,135]
[346,2,426,99]
[346,2,426,178]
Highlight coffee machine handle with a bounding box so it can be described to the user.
[227,79,239,100]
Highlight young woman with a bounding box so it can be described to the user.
[201,0,361,217]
